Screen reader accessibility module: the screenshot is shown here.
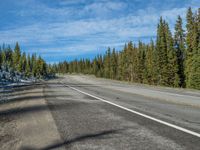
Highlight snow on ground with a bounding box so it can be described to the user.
[0,68,37,103]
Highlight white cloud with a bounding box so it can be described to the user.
[84,1,126,12]
[1,0,198,62]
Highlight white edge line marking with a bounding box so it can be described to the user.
[108,85,199,99]
[64,83,200,138]
[146,89,200,99]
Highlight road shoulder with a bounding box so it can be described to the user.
[0,83,64,150]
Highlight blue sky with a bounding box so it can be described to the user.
[0,0,199,63]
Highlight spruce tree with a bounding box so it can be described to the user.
[93,57,99,76]
[156,18,169,86]
[31,54,37,77]
[185,7,195,88]
[174,16,186,87]
[36,56,47,78]
[197,8,200,48]
[117,52,123,80]
[125,41,135,82]
[122,44,129,81]
[18,52,26,73]
[13,42,21,71]
[97,55,104,77]
[137,41,146,83]
[6,46,13,67]
[145,40,154,84]
[104,47,111,78]
[187,8,200,89]
[189,53,200,89]
[165,22,180,87]
[152,40,159,85]
[25,54,31,77]
[1,49,6,65]
[110,48,117,79]
[132,44,139,82]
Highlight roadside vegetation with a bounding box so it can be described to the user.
[54,8,200,90]
[0,42,55,84]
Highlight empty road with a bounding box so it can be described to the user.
[1,75,199,149]
[43,75,200,150]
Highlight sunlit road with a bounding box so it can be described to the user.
[42,75,200,150]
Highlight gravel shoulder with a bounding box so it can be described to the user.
[0,83,63,150]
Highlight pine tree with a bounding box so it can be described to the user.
[174,15,186,87]
[198,8,200,48]
[25,54,31,77]
[5,46,13,66]
[132,44,139,82]
[187,8,200,89]
[126,41,135,82]
[97,55,104,77]
[31,54,37,77]
[156,18,169,86]
[122,44,129,81]
[152,40,159,85]
[1,49,6,65]
[36,56,47,78]
[145,40,154,84]
[93,57,99,76]
[18,52,27,73]
[110,48,118,79]
[117,52,123,80]
[104,47,111,78]
[13,42,21,71]
[188,53,200,89]
[137,41,146,83]
[165,22,180,87]
[185,7,195,88]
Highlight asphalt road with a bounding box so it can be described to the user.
[43,75,200,150]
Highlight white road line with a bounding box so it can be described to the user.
[145,89,200,99]
[64,83,200,138]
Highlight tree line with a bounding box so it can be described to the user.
[55,8,200,90]
[0,42,55,81]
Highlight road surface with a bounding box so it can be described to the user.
[44,75,200,150]
[0,75,200,150]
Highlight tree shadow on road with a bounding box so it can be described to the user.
[0,94,70,106]
[0,100,78,117]
[0,81,94,117]
[20,129,123,150]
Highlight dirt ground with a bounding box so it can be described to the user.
[0,83,63,150]
[0,103,19,150]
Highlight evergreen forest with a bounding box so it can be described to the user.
[54,8,200,90]
[0,42,55,82]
